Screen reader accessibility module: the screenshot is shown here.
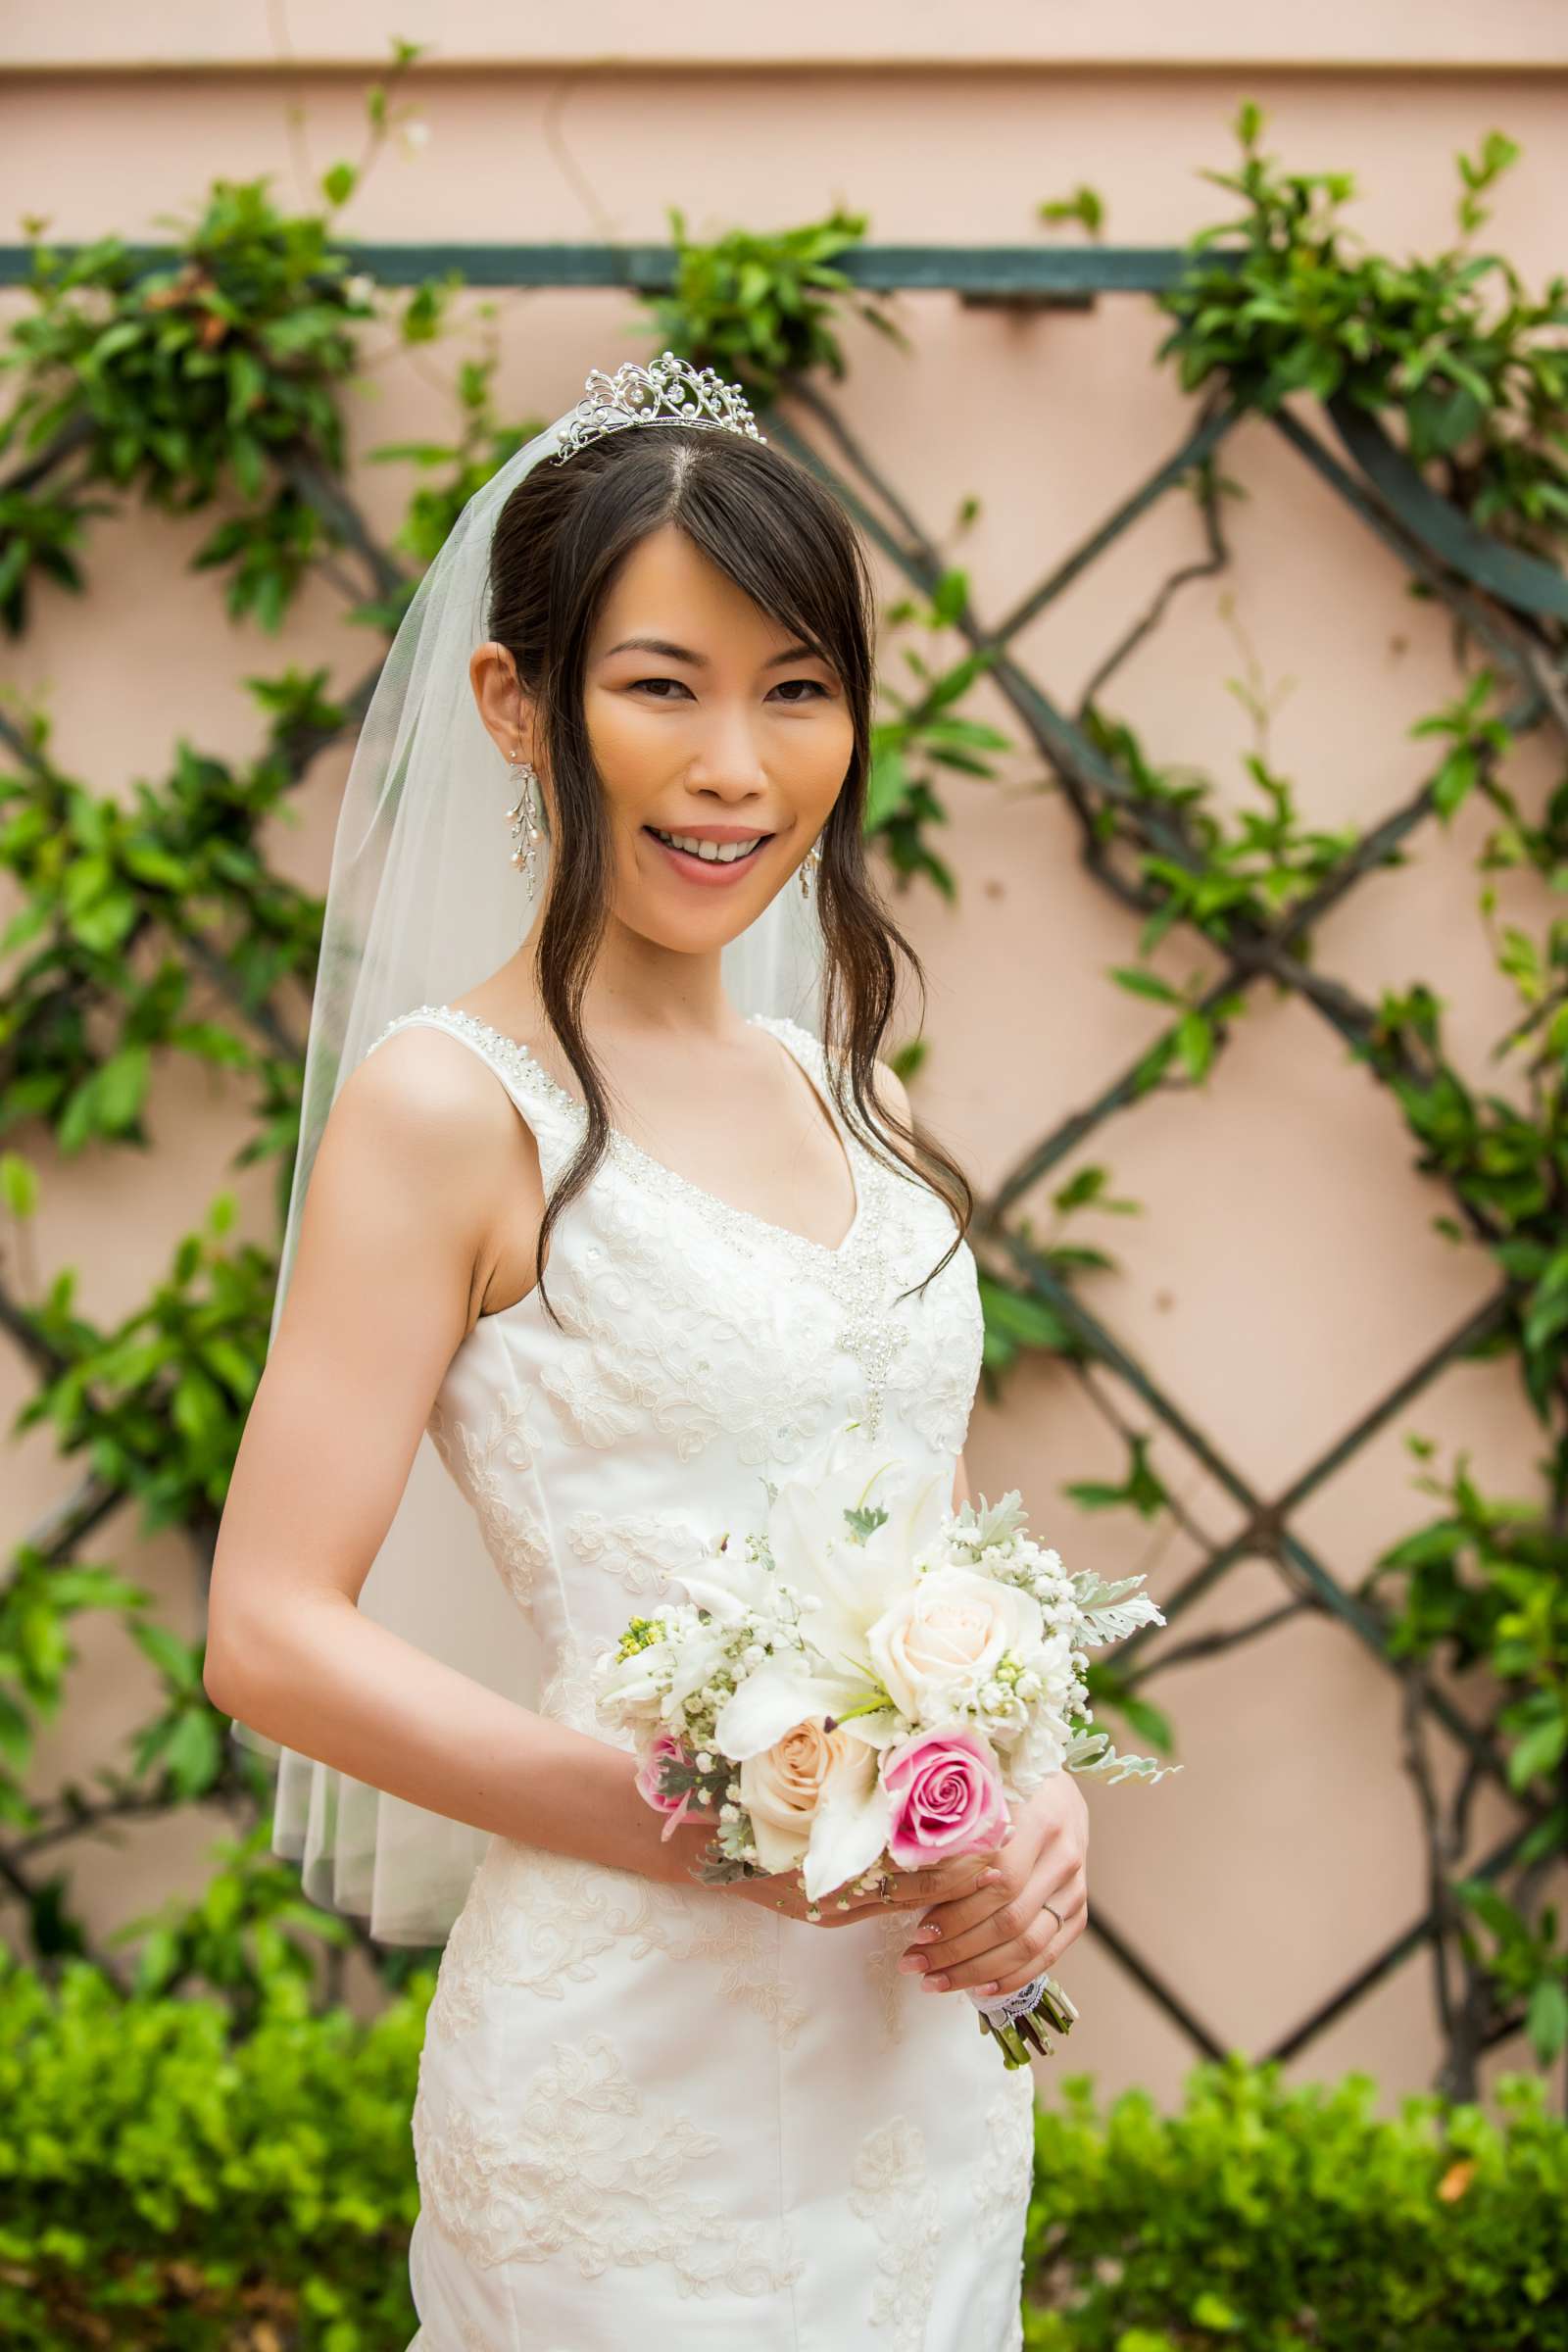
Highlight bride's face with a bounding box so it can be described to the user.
[580,522,855,949]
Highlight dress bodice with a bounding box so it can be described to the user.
[364,1003,985,1733]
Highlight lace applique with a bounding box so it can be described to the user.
[882,1242,985,1461]
[537,1628,627,1744]
[428,1838,806,2050]
[413,2032,805,2297]
[429,1393,552,1609]
[538,1344,646,1450]
[848,2115,942,2349]
[565,1506,711,1597]
[863,1908,914,2047]
[971,2073,1036,2244]
[539,1188,841,1468]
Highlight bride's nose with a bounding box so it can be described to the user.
[683,698,771,792]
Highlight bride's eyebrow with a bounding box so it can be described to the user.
[600,635,824,670]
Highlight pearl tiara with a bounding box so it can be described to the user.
[551,350,767,466]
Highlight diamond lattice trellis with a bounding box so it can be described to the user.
[2,236,1562,2094]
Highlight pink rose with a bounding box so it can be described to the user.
[881,1725,1008,1869]
[635,1730,715,1842]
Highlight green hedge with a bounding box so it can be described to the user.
[0,1950,424,2349]
[1024,2057,1568,2351]
[2,1950,1563,2349]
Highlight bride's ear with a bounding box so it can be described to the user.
[469,640,545,775]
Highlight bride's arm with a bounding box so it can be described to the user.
[203,1028,698,1891]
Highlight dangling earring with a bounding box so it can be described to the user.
[800,839,823,901]
[505,745,544,901]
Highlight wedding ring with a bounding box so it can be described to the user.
[1042,1900,1063,1935]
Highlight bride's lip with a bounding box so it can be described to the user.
[643,826,772,887]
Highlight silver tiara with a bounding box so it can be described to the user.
[551,351,767,466]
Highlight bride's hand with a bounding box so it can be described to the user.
[728,1846,1008,1930]
[641,1784,1008,1928]
[897,1773,1089,1996]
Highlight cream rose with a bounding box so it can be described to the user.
[740,1717,879,1875]
[866,1568,1044,1721]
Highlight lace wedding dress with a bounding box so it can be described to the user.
[367,1003,1036,2352]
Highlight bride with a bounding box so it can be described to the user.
[206,355,1090,2350]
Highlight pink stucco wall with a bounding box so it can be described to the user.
[5,9,1565,2109]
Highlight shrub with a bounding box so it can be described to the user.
[1023,2052,1568,2351]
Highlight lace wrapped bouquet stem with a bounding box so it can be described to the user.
[594,1421,1181,2071]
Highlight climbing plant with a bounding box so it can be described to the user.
[1,79,1564,2105]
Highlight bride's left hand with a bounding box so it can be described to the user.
[898,1773,1090,1999]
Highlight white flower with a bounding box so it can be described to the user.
[762,1423,953,1709]
[866,1567,1046,1723]
[739,1716,892,1898]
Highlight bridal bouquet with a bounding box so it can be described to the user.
[592,1423,1179,2069]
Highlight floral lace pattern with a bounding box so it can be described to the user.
[534,1628,627,1744]
[881,1244,986,1460]
[863,1907,915,2047]
[971,2074,1037,2243]
[565,1506,711,1598]
[428,1838,806,2050]
[849,2114,943,2350]
[428,1393,552,1609]
[414,2032,805,2298]
[535,1177,843,1467]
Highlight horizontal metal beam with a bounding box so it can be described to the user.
[0,241,1216,295]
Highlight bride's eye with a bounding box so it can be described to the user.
[626,676,833,704]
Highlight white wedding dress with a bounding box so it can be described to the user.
[366,1003,1036,2352]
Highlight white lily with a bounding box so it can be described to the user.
[767,1426,953,1693]
[713,1656,872,1761]
[803,1736,894,1898]
[671,1534,772,1625]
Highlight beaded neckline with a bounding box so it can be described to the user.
[378,1001,876,1267]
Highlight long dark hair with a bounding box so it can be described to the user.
[484,420,974,1328]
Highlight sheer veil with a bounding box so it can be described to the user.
[226,364,827,1944]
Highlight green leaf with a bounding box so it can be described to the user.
[0,1152,38,1218]
[1109,965,1182,1005]
[1526,1975,1568,2064]
[1175,1009,1214,1079]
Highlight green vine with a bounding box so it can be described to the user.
[0,75,1565,2116]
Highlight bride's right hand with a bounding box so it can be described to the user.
[641,1785,1006,1926]
[726,1849,1008,1930]
[658,1806,1005,1919]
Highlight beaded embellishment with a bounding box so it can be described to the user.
[367,1003,916,1438]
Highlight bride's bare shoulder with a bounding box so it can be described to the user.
[312,1019,546,1265]
[342,1016,531,1145]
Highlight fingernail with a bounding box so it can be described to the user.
[977,1868,1003,1886]
[898,1955,926,1974]
[916,1922,942,1939]
[921,1973,950,1992]
[973,1981,999,1996]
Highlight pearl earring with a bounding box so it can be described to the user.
[505,747,544,900]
